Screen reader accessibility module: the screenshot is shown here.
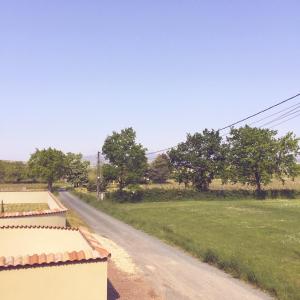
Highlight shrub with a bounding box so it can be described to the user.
[203,249,219,264]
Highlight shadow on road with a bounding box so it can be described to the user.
[108,279,120,300]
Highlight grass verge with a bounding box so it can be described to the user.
[72,189,300,300]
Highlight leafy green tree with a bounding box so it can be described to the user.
[102,164,118,183]
[102,127,147,190]
[65,153,90,187]
[275,132,300,183]
[148,154,171,183]
[0,161,30,183]
[86,164,115,192]
[224,126,300,192]
[171,167,192,188]
[0,161,5,183]
[168,129,225,191]
[28,148,66,191]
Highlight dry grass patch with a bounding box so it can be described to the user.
[0,203,49,214]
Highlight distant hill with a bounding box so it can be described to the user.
[83,152,159,166]
[83,154,101,167]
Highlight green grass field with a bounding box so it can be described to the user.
[73,190,300,300]
[0,203,49,213]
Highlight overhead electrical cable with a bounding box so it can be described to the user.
[259,107,300,128]
[219,102,300,139]
[249,102,300,126]
[218,93,300,131]
[269,112,300,129]
[146,92,300,156]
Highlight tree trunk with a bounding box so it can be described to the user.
[118,178,125,191]
[48,180,53,192]
[201,182,209,192]
[254,172,261,192]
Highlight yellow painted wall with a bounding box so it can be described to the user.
[0,192,64,210]
[0,227,90,256]
[0,261,107,300]
[0,192,50,204]
[0,212,66,227]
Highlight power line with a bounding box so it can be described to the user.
[218,92,300,131]
[146,92,300,156]
[269,112,300,129]
[146,147,174,156]
[220,102,300,139]
[249,102,300,126]
[259,107,300,128]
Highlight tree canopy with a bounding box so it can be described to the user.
[102,127,147,190]
[148,154,171,183]
[65,153,90,188]
[28,148,66,191]
[224,126,300,192]
[169,129,225,191]
[0,160,30,183]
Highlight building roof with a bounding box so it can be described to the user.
[0,191,67,219]
[0,225,110,270]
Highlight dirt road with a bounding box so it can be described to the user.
[59,191,272,300]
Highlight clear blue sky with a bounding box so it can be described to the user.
[1,0,299,161]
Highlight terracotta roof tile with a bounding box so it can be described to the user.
[23,255,30,266]
[30,254,39,265]
[68,251,78,261]
[83,250,93,260]
[6,256,14,266]
[0,225,110,270]
[77,250,85,260]
[0,192,68,219]
[14,256,23,266]
[62,252,69,262]
[0,257,5,267]
[39,254,47,264]
[55,253,63,262]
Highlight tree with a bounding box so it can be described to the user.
[102,128,147,190]
[0,161,5,183]
[28,148,66,191]
[171,166,192,188]
[0,160,29,183]
[65,153,90,188]
[224,126,300,192]
[148,154,171,183]
[168,129,225,191]
[275,132,300,184]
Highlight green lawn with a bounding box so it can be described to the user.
[73,190,300,300]
[1,203,49,213]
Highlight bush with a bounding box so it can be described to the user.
[108,185,144,202]
[203,249,219,264]
[103,187,299,203]
[86,181,97,192]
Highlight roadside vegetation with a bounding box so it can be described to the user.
[65,205,91,229]
[72,188,300,300]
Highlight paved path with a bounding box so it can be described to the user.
[59,191,272,300]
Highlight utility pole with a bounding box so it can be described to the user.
[96,151,100,200]
[96,151,104,201]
